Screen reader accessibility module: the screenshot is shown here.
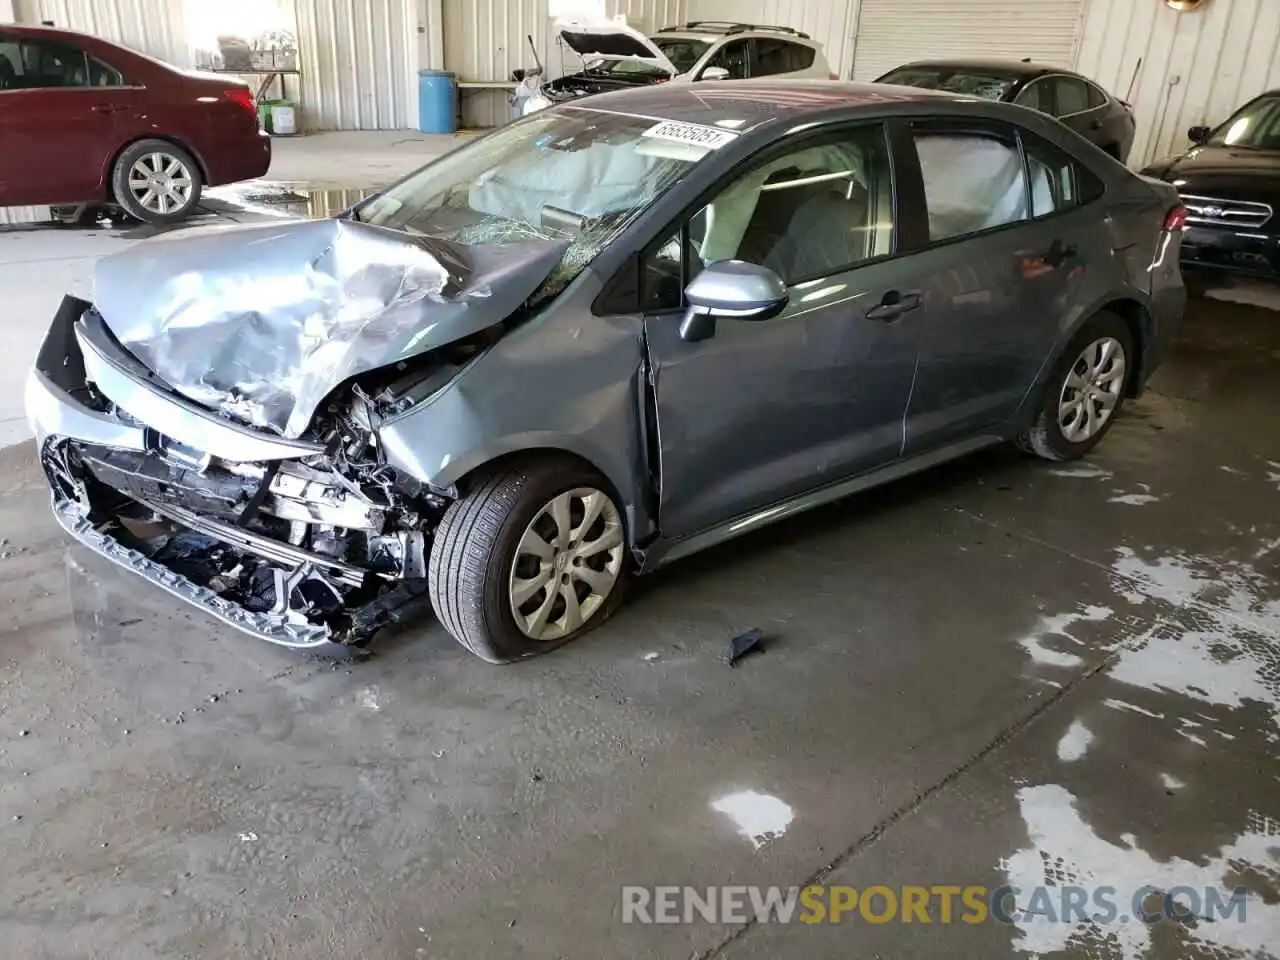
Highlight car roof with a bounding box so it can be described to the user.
[885,58,1072,80]
[655,29,818,46]
[564,79,976,132]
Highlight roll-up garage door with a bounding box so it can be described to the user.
[851,0,1085,82]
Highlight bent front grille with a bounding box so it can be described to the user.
[1181,194,1274,230]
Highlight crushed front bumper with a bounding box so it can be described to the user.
[27,296,389,653]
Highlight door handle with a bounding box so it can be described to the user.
[865,290,922,322]
[1041,239,1078,268]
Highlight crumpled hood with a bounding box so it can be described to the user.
[92,218,567,440]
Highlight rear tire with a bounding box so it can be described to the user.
[429,457,630,663]
[1018,311,1134,462]
[111,139,203,224]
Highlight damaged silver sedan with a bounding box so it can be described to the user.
[27,82,1186,661]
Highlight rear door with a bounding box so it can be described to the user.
[897,118,1109,452]
[0,32,131,206]
[639,122,920,538]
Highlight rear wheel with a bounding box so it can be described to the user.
[1018,311,1133,461]
[429,457,630,663]
[111,139,203,224]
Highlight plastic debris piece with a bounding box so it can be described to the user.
[726,628,765,667]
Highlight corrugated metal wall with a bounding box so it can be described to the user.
[12,0,189,63]
[685,0,855,80]
[442,0,687,127]
[1075,0,1280,167]
[850,0,1085,82]
[287,0,420,130]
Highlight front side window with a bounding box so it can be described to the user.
[642,124,895,310]
[651,37,712,74]
[1013,79,1051,113]
[702,39,748,79]
[1051,77,1091,117]
[913,129,1028,242]
[1207,95,1280,149]
[359,108,708,304]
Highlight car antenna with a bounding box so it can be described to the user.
[527,34,544,76]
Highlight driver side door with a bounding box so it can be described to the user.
[640,123,922,540]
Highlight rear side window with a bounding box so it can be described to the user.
[1020,131,1106,217]
[912,130,1029,242]
[1052,77,1091,117]
[753,38,791,76]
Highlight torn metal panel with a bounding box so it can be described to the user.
[92,219,567,439]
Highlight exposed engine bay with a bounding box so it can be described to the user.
[541,68,669,104]
[38,317,502,649]
[30,218,576,650]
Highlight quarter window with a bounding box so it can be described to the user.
[787,43,816,71]
[1023,133,1105,215]
[642,125,896,309]
[1085,81,1107,109]
[913,131,1029,242]
[1051,77,1091,117]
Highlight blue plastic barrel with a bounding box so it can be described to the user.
[418,70,457,134]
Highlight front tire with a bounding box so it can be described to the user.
[1018,312,1134,462]
[429,457,630,663]
[111,139,203,224]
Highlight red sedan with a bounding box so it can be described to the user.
[0,24,271,223]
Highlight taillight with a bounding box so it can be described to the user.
[1164,205,1188,232]
[223,87,256,114]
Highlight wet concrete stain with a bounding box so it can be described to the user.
[0,297,1278,958]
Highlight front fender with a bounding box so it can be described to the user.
[375,273,654,542]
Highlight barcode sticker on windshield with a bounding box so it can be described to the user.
[642,120,739,150]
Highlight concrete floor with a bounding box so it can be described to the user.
[2,135,1279,959]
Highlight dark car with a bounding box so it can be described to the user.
[0,25,270,223]
[28,81,1186,662]
[1142,90,1280,290]
[876,59,1136,163]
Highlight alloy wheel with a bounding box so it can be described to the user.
[1058,336,1126,443]
[508,487,625,641]
[127,152,195,216]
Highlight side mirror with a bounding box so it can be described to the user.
[679,261,788,343]
[1188,125,1211,145]
[701,66,730,81]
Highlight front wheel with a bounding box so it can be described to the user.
[111,139,203,224]
[1018,312,1134,461]
[429,458,630,663]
